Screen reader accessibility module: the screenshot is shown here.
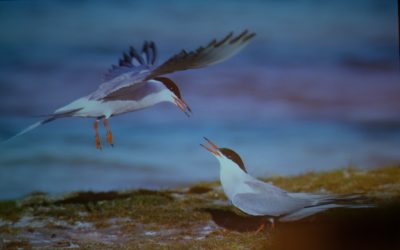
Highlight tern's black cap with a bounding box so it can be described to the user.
[154,77,181,99]
[219,148,247,173]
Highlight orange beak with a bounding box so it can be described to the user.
[200,137,221,156]
[173,97,192,117]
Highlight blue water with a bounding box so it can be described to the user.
[0,0,399,199]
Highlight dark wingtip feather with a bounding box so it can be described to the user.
[129,46,145,65]
[230,30,249,44]
[123,52,131,64]
[207,39,217,47]
[104,40,158,81]
[148,41,157,65]
[145,30,254,79]
[142,41,151,64]
[243,32,256,42]
[215,31,234,47]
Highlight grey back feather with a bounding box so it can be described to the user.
[100,81,163,102]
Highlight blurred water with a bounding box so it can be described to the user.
[0,0,399,199]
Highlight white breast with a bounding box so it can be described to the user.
[219,159,253,201]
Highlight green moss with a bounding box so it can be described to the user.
[266,166,400,196]
[0,200,22,221]
[87,190,209,227]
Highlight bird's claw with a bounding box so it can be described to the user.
[95,138,102,149]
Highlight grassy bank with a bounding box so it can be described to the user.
[1,166,400,249]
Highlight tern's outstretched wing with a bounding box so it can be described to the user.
[146,30,256,79]
[90,30,255,100]
[89,41,157,100]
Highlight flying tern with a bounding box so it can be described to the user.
[201,138,372,231]
[8,30,256,148]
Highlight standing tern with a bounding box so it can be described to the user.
[8,30,256,148]
[201,138,372,231]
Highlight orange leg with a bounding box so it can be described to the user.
[103,118,113,147]
[94,120,101,149]
[255,223,265,234]
[255,218,275,235]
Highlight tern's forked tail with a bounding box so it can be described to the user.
[279,203,374,222]
[4,117,54,143]
[2,108,81,143]
[280,192,375,222]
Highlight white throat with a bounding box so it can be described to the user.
[217,157,249,200]
[143,80,175,105]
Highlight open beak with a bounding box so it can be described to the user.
[200,137,221,156]
[173,97,192,117]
